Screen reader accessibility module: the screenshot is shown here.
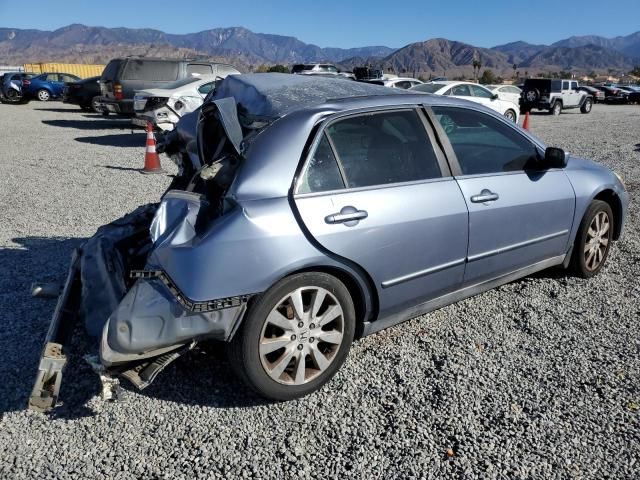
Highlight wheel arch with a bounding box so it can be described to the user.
[271,264,378,339]
[593,189,623,240]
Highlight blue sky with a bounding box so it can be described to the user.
[1,0,639,48]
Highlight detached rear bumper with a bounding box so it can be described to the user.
[28,250,82,412]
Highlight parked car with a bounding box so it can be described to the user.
[23,72,81,101]
[614,86,640,104]
[98,57,240,115]
[0,71,34,103]
[133,73,239,131]
[520,78,593,115]
[594,86,628,104]
[292,63,339,75]
[29,73,628,410]
[578,85,606,103]
[411,81,519,122]
[62,76,102,112]
[485,84,522,105]
[366,77,424,89]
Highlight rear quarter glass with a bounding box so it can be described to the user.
[101,60,123,81]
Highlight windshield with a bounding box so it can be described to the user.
[411,83,444,93]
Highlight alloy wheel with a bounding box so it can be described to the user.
[504,110,516,121]
[37,90,50,101]
[259,287,344,385]
[584,211,610,271]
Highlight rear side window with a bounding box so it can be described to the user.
[432,106,538,175]
[187,64,213,75]
[298,134,345,194]
[326,110,442,188]
[122,61,179,81]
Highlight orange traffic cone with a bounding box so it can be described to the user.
[141,122,165,174]
[522,112,531,131]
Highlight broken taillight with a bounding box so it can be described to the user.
[22,79,31,86]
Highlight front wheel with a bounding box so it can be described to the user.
[580,98,593,113]
[228,272,355,400]
[37,89,51,101]
[570,200,614,278]
[504,109,517,122]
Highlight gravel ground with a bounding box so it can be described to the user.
[0,102,638,479]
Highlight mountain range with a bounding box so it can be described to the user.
[1,24,639,77]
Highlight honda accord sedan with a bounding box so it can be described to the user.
[30,74,628,410]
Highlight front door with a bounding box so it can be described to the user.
[429,105,575,285]
[294,108,469,318]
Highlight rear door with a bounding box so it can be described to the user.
[428,106,575,285]
[294,108,469,319]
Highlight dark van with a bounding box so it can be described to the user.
[98,58,240,114]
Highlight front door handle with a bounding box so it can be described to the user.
[325,206,368,226]
[470,189,499,204]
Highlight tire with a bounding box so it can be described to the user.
[504,109,517,122]
[37,89,51,101]
[523,88,539,103]
[90,96,102,113]
[570,200,614,278]
[6,89,19,101]
[551,101,562,115]
[580,98,593,114]
[228,272,356,400]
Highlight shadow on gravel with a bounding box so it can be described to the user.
[634,143,640,152]
[75,133,145,148]
[123,341,272,410]
[42,119,132,130]
[32,107,74,113]
[0,236,100,419]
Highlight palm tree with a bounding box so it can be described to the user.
[512,63,517,79]
[472,56,482,82]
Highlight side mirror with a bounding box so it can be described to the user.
[542,147,567,169]
[491,93,499,100]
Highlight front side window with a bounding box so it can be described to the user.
[325,110,442,188]
[451,84,472,96]
[298,133,344,194]
[571,81,578,90]
[470,85,493,98]
[45,74,59,82]
[432,106,539,175]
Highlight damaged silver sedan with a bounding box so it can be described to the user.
[29,73,628,411]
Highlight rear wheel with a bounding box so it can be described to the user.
[228,272,355,400]
[37,89,51,102]
[580,98,593,114]
[504,109,517,122]
[551,101,562,115]
[570,200,613,278]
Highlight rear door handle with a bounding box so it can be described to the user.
[470,189,499,203]
[325,206,368,226]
